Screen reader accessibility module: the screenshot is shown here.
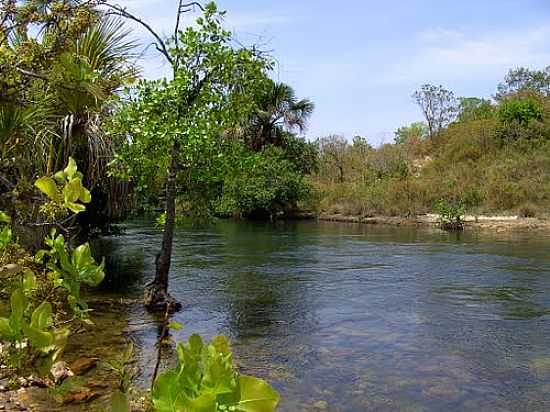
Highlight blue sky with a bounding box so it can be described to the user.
[116,0,550,145]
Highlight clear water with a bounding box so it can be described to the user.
[95,220,550,411]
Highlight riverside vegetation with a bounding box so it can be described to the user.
[1,0,550,410]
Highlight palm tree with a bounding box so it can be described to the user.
[246,80,314,151]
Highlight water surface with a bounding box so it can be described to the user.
[96,220,550,411]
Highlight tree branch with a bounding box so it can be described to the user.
[99,1,174,66]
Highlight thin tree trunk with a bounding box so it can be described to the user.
[144,142,181,311]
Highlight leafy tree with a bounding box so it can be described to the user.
[457,97,495,122]
[496,66,550,99]
[394,122,427,144]
[279,133,319,175]
[109,2,269,310]
[413,84,457,140]
[217,145,311,219]
[246,80,314,151]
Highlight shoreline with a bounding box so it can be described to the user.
[317,213,550,231]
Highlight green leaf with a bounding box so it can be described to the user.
[63,178,83,203]
[111,390,130,412]
[30,301,52,331]
[187,393,216,412]
[233,375,280,412]
[64,157,78,179]
[53,171,67,183]
[168,321,184,331]
[35,177,58,200]
[10,288,27,329]
[22,270,37,292]
[0,317,15,340]
[0,211,10,223]
[152,370,187,412]
[189,334,204,354]
[66,202,86,214]
[22,324,54,349]
[79,187,92,203]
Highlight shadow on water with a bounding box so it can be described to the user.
[87,220,550,411]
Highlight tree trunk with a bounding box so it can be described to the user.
[144,142,182,312]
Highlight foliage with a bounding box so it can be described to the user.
[457,97,495,122]
[109,2,269,212]
[218,145,311,219]
[315,70,550,218]
[497,96,544,126]
[0,1,137,230]
[245,80,314,151]
[0,210,12,248]
[434,199,465,231]
[36,230,105,316]
[394,122,427,144]
[496,66,550,99]
[34,157,92,217]
[152,334,279,412]
[0,159,104,382]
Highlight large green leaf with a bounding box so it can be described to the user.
[34,177,58,200]
[30,301,52,331]
[233,375,280,412]
[63,178,83,203]
[0,317,15,340]
[152,370,188,412]
[22,323,54,349]
[9,288,26,331]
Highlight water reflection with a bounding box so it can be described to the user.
[95,220,550,411]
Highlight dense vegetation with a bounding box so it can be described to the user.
[1,0,549,410]
[314,67,550,219]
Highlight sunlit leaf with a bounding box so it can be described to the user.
[233,375,280,412]
[35,176,58,200]
[64,157,78,179]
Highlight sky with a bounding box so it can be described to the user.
[114,0,550,146]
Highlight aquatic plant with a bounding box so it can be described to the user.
[151,334,279,412]
[434,199,465,231]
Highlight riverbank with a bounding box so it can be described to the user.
[318,213,550,231]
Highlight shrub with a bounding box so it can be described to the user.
[497,97,544,126]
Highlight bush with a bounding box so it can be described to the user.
[218,145,312,219]
[497,96,544,126]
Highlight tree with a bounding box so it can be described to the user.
[246,80,314,151]
[457,97,494,122]
[318,135,348,183]
[496,66,550,99]
[394,122,427,144]
[110,2,268,310]
[413,84,457,141]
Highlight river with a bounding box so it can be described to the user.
[94,220,550,411]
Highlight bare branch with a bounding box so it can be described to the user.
[99,1,174,66]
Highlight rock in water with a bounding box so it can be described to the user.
[50,362,74,383]
[70,358,98,376]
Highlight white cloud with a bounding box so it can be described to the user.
[383,24,550,85]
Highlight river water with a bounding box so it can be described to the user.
[95,220,550,411]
